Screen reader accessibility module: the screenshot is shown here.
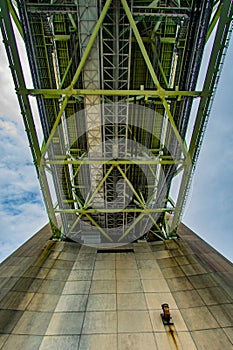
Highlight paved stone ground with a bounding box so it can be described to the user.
[0,223,232,349]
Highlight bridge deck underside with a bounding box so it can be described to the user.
[10,0,232,242]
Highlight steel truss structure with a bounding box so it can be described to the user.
[1,0,232,244]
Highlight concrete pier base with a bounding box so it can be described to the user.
[0,223,232,349]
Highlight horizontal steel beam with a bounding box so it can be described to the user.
[134,13,189,20]
[27,88,201,98]
[54,208,175,214]
[44,159,184,165]
[26,3,77,13]
[132,7,191,12]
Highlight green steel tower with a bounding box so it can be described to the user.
[0,1,232,245]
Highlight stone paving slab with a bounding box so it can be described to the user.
[0,223,232,349]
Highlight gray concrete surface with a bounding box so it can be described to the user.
[0,223,232,349]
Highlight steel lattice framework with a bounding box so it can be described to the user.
[0,0,232,244]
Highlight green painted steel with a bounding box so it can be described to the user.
[27,88,201,98]
[6,0,23,38]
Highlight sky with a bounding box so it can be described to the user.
[0,21,232,263]
[0,30,48,262]
[183,37,233,262]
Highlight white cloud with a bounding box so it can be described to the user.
[0,31,48,263]
[0,117,48,263]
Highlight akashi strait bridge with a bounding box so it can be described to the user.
[0,1,233,350]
